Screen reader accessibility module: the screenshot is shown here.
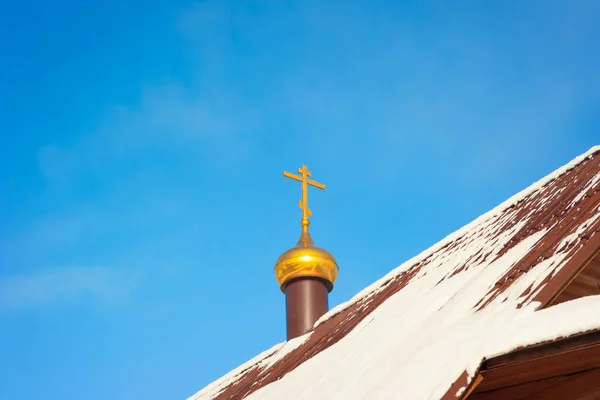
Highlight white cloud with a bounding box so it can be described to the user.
[0,266,137,311]
[39,83,260,178]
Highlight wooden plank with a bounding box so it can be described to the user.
[553,260,600,302]
[562,283,590,296]
[556,291,579,301]
[583,260,600,276]
[469,368,600,400]
[470,373,569,399]
[563,282,597,297]
[484,329,600,370]
[586,257,600,271]
[544,244,600,307]
[574,273,600,288]
[476,343,600,392]
[461,374,483,399]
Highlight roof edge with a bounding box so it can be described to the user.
[442,327,600,399]
[315,145,600,329]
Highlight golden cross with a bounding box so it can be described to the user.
[283,165,326,224]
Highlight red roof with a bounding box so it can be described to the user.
[190,146,600,400]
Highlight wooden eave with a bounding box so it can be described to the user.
[467,329,600,398]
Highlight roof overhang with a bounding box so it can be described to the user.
[456,329,600,399]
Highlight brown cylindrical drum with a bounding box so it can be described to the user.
[284,278,329,340]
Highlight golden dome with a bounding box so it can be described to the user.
[274,221,338,292]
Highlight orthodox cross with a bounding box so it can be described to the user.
[283,165,326,224]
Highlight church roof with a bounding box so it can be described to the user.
[190,146,600,400]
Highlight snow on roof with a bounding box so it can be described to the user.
[190,146,600,400]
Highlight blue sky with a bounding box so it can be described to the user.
[1,1,599,399]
